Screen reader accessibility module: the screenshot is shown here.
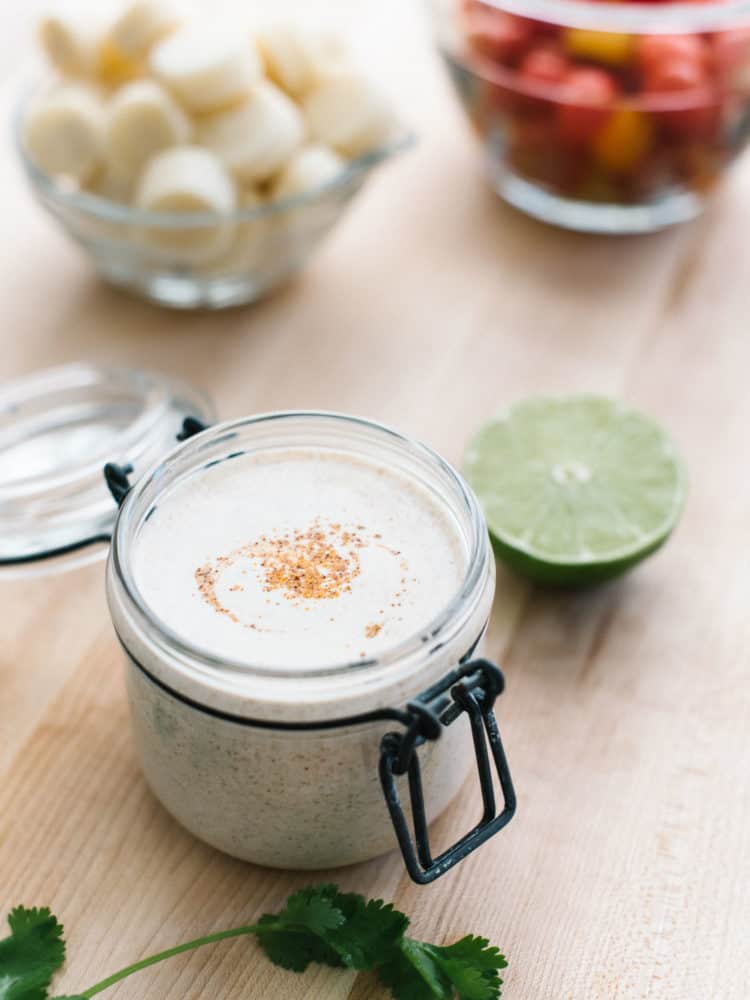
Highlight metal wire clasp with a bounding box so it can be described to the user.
[379,659,516,884]
[103,417,208,508]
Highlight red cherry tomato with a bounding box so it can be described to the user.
[557,67,618,143]
[508,116,582,192]
[520,47,569,86]
[638,38,716,140]
[665,101,721,140]
[523,16,562,40]
[642,56,719,139]
[638,34,710,75]
[465,9,532,66]
[714,27,750,85]
[644,56,707,93]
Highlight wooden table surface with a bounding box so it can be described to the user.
[2,3,749,999]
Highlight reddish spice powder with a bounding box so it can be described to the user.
[195,519,407,638]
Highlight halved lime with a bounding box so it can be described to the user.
[465,395,687,587]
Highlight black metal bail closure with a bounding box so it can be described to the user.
[176,416,208,441]
[379,659,516,884]
[103,462,134,508]
[103,417,209,508]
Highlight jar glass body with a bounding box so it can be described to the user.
[106,412,496,869]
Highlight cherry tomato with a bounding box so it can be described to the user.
[644,55,707,92]
[557,67,618,143]
[643,57,719,138]
[665,101,721,139]
[524,17,560,40]
[638,34,710,75]
[465,9,532,65]
[713,28,750,87]
[509,117,582,192]
[458,4,744,207]
[520,47,569,86]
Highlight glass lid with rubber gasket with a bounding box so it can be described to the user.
[0,362,214,574]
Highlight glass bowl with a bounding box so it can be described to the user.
[15,91,412,309]
[432,0,750,233]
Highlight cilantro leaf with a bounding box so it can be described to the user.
[325,893,410,970]
[254,923,344,973]
[425,936,507,1000]
[3,885,507,1000]
[378,938,452,1000]
[379,934,507,1000]
[0,907,66,1000]
[267,884,346,937]
[254,885,346,972]
[254,885,410,975]
[431,936,507,975]
[0,971,48,1000]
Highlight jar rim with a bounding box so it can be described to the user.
[453,0,750,33]
[109,411,493,716]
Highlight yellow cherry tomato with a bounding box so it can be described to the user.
[97,39,142,87]
[592,108,653,173]
[564,28,634,67]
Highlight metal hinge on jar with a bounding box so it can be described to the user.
[104,417,209,507]
[379,659,516,884]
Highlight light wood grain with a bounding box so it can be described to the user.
[2,2,750,998]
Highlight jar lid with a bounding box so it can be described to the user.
[0,363,214,574]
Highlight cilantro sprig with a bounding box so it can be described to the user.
[0,885,507,1000]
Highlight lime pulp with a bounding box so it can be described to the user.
[464,395,688,587]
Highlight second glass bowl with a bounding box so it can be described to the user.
[15,93,411,310]
[433,0,750,233]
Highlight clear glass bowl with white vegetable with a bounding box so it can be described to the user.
[16,1,410,309]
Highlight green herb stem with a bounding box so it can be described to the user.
[80,924,263,997]
[1,886,506,1000]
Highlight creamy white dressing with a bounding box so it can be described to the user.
[132,447,468,669]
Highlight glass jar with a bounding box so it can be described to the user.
[432,0,750,233]
[105,412,515,881]
[0,367,515,884]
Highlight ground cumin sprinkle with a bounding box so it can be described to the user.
[254,522,364,602]
[195,562,241,624]
[195,519,403,634]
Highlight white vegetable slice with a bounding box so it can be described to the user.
[110,0,179,58]
[271,144,345,200]
[135,145,237,260]
[258,23,348,99]
[303,70,396,157]
[150,24,262,113]
[23,85,106,184]
[136,145,236,212]
[86,162,134,203]
[105,79,191,177]
[198,83,304,184]
[38,8,103,77]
